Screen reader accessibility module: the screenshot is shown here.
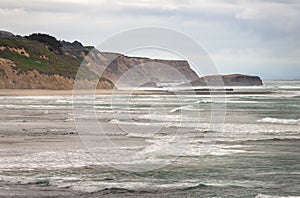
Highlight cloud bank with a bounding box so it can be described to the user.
[1,0,299,79]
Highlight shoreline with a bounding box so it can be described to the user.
[0,89,272,96]
[0,89,165,96]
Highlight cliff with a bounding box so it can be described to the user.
[101,53,199,85]
[0,31,198,89]
[0,30,263,89]
[188,74,263,86]
[0,58,114,89]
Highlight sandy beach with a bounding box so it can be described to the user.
[0,88,272,96]
[0,89,163,96]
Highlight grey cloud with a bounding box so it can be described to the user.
[0,0,299,79]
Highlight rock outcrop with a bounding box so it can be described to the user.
[188,74,263,86]
[0,30,15,38]
[101,54,199,84]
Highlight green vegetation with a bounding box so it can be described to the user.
[0,68,6,78]
[0,37,81,78]
[26,33,63,54]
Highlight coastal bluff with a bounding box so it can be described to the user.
[0,31,198,89]
[0,30,263,89]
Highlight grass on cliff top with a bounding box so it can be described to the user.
[0,38,82,78]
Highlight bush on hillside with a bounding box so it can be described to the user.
[26,33,63,54]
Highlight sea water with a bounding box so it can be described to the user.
[0,81,299,197]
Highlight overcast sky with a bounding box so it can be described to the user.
[1,0,300,79]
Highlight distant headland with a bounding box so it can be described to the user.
[0,30,263,90]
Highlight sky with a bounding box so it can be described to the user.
[0,0,300,79]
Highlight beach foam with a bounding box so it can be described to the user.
[257,117,300,125]
[255,194,300,198]
[169,105,195,113]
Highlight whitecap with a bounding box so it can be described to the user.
[257,117,300,125]
[55,99,73,104]
[109,119,121,124]
[255,194,300,198]
[169,105,195,113]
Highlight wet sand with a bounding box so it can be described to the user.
[0,89,161,96]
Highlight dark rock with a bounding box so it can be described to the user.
[0,30,15,38]
[188,74,263,86]
[101,54,199,85]
[140,82,160,88]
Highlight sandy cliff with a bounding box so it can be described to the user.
[0,58,114,89]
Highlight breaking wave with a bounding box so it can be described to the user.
[257,117,300,125]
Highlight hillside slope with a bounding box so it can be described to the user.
[0,32,115,89]
[0,31,199,89]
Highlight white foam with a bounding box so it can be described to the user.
[255,194,300,198]
[109,119,121,124]
[109,119,169,127]
[11,96,70,100]
[196,99,212,103]
[183,144,248,156]
[0,104,66,109]
[225,100,259,104]
[138,114,200,122]
[257,117,300,125]
[64,118,74,122]
[278,85,300,89]
[169,105,195,112]
[55,99,73,104]
[0,150,101,171]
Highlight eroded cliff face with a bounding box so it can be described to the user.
[0,58,114,89]
[0,31,199,90]
[101,54,199,84]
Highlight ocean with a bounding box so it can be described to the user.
[0,80,299,197]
